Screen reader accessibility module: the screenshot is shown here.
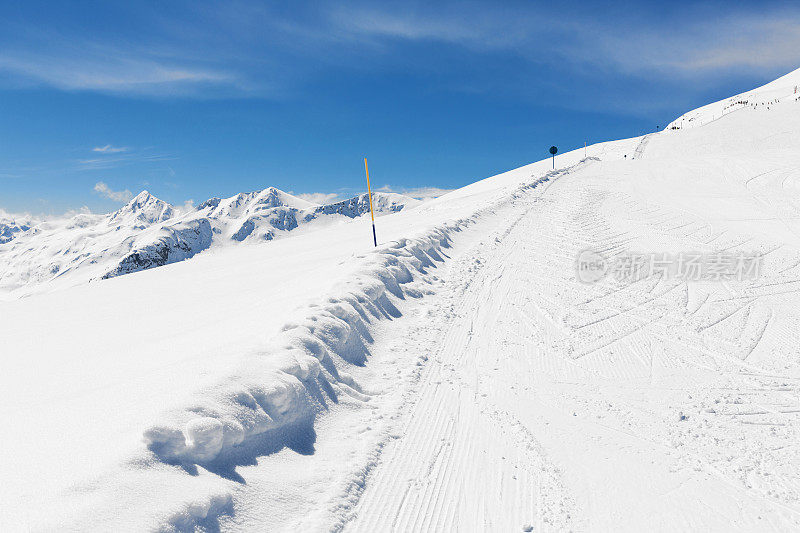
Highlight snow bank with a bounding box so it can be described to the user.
[142,227,456,464]
[140,164,571,528]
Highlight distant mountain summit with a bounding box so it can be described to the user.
[0,215,33,245]
[0,187,421,297]
[109,191,175,226]
[317,192,414,218]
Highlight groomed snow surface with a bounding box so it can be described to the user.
[2,67,800,531]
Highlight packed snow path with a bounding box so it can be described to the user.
[343,107,800,531]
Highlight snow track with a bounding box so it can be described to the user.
[632,133,650,160]
[342,121,800,530]
[346,179,577,532]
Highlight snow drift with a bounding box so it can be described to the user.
[139,168,562,464]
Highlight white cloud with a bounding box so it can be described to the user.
[404,186,454,200]
[93,181,133,203]
[569,13,800,79]
[62,206,93,217]
[376,185,454,201]
[0,205,92,224]
[0,207,32,223]
[293,192,341,204]
[78,153,176,170]
[0,1,796,111]
[174,199,196,215]
[92,145,128,153]
[332,6,536,50]
[0,34,241,97]
[331,3,800,79]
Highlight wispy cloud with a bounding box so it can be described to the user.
[174,199,196,215]
[0,8,247,98]
[92,144,128,153]
[0,205,93,226]
[78,152,176,171]
[0,31,241,97]
[328,4,537,50]
[570,12,800,79]
[0,206,34,223]
[2,2,798,102]
[330,3,800,79]
[376,185,454,201]
[93,181,133,203]
[292,191,341,204]
[61,205,93,218]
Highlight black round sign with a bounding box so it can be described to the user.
[549,146,558,155]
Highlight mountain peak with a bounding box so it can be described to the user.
[256,187,315,209]
[110,190,175,225]
[131,190,153,203]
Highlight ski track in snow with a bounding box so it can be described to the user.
[200,165,579,533]
[341,159,800,531]
[338,102,800,530]
[343,177,578,532]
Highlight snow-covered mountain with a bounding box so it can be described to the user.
[0,214,34,244]
[0,188,420,297]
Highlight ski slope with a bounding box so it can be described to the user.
[2,67,800,531]
[668,66,800,129]
[349,106,800,530]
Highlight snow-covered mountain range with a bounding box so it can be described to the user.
[0,188,419,297]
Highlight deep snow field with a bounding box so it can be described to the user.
[2,68,800,532]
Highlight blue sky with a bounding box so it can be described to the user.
[2,0,800,214]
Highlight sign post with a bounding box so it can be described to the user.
[364,157,378,247]
[549,146,558,169]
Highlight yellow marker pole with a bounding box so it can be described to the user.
[364,157,377,247]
